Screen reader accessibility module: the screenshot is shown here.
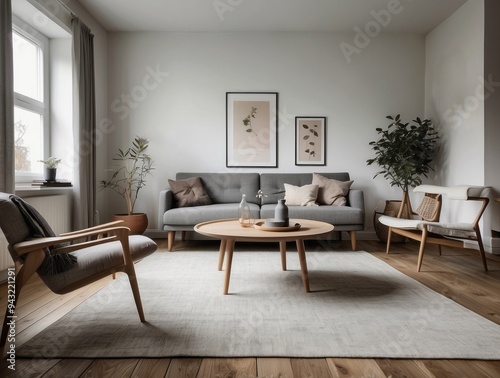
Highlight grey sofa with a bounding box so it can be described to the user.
[158,172,364,251]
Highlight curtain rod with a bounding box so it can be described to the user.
[57,0,76,18]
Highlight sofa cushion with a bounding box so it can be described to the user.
[312,173,353,206]
[176,172,260,205]
[168,177,212,207]
[284,183,319,206]
[260,173,351,205]
[163,203,260,226]
[261,204,364,225]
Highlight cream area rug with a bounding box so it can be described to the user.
[18,250,500,359]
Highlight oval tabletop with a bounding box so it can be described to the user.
[194,218,334,242]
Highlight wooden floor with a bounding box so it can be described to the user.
[1,239,500,377]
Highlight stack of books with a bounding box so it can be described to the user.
[31,179,73,187]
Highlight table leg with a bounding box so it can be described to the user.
[218,239,227,271]
[296,239,310,293]
[279,241,287,271]
[223,239,235,295]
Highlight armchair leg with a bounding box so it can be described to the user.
[126,269,146,322]
[475,228,488,272]
[417,227,428,272]
[386,227,393,254]
[167,231,175,252]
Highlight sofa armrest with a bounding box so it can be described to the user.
[158,189,174,228]
[348,189,365,212]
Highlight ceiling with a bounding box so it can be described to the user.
[75,0,469,34]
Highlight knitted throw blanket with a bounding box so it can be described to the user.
[10,195,77,276]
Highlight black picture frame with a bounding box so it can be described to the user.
[295,116,326,166]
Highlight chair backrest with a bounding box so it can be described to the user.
[415,193,442,222]
[0,192,32,262]
[0,193,32,246]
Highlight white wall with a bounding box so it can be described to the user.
[106,31,426,232]
[425,0,485,186]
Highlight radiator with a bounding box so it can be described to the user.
[24,194,72,235]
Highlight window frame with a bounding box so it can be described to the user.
[12,17,50,183]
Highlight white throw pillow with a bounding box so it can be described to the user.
[284,183,319,206]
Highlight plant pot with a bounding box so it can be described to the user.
[111,213,148,235]
[44,168,57,182]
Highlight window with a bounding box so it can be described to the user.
[12,23,49,181]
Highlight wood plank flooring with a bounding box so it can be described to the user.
[1,239,500,377]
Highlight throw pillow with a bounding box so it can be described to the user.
[168,177,212,207]
[312,173,353,206]
[284,183,319,206]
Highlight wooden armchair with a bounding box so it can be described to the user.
[0,193,157,346]
[379,185,489,272]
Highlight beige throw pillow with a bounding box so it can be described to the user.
[284,183,319,206]
[312,173,353,206]
[168,177,212,207]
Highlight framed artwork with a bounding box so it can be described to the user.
[295,116,326,166]
[226,92,278,168]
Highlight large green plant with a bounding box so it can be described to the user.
[100,136,154,215]
[367,114,438,194]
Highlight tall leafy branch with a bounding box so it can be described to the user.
[242,107,257,135]
[100,136,154,215]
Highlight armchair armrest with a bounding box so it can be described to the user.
[13,226,131,256]
[59,220,124,236]
[158,189,174,228]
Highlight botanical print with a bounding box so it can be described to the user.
[233,101,270,164]
[226,92,278,167]
[295,117,326,166]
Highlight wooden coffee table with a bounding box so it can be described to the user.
[194,218,334,294]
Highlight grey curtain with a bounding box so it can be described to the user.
[0,0,14,194]
[72,17,96,229]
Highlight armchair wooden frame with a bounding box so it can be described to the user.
[382,186,489,272]
[1,220,147,347]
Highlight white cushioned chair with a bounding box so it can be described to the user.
[379,185,489,272]
[0,192,157,346]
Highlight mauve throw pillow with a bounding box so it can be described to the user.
[168,177,212,207]
[312,173,353,206]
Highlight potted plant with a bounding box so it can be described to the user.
[367,114,439,219]
[38,156,61,182]
[100,136,154,234]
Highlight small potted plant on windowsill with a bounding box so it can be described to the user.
[99,136,154,235]
[38,156,61,182]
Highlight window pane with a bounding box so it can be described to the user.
[14,107,43,174]
[13,32,43,101]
